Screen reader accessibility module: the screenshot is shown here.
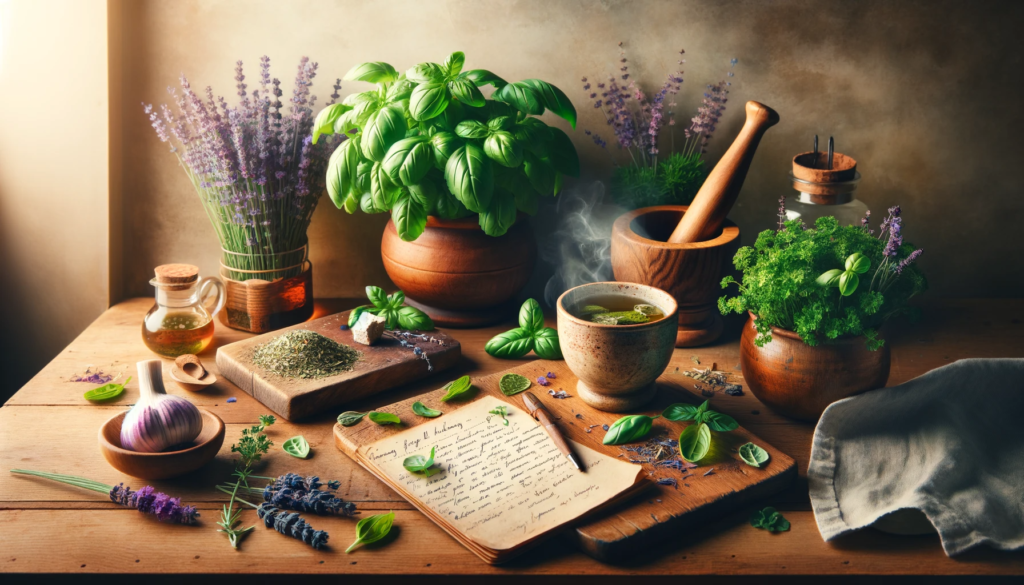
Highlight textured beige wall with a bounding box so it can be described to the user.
[0,0,110,400]
[119,0,1024,302]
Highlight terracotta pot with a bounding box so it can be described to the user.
[611,205,740,347]
[556,282,678,412]
[740,314,890,421]
[381,215,536,328]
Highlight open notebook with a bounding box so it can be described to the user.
[354,395,649,563]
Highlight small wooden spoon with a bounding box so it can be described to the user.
[168,363,217,392]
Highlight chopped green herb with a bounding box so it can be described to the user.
[750,507,790,532]
[252,330,361,379]
[498,373,531,396]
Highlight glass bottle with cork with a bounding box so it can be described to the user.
[143,264,225,358]
[784,137,867,227]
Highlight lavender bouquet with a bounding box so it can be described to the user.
[582,44,738,209]
[144,56,342,280]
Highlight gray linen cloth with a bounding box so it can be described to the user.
[808,358,1024,556]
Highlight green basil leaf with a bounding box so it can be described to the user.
[531,327,563,360]
[371,161,402,210]
[602,414,655,445]
[448,78,485,107]
[739,442,770,468]
[479,188,515,236]
[387,291,405,308]
[397,305,434,331]
[846,252,870,274]
[343,90,378,107]
[662,403,700,422]
[546,127,580,178]
[498,373,532,396]
[554,172,564,196]
[359,191,381,214]
[312,103,349,144]
[439,99,465,131]
[484,328,534,358]
[410,82,449,121]
[348,305,372,327]
[518,79,577,129]
[362,105,407,163]
[282,435,311,459]
[392,194,428,242]
[366,286,388,309]
[679,422,712,462]
[454,120,490,140]
[434,187,469,219]
[381,307,400,330]
[443,51,465,77]
[462,69,507,89]
[338,411,367,426]
[518,298,544,332]
[352,99,381,126]
[430,131,463,170]
[83,376,131,402]
[406,62,445,84]
[695,400,709,420]
[382,137,432,186]
[407,179,439,213]
[838,271,859,296]
[326,138,362,208]
[440,375,474,402]
[493,81,543,115]
[704,410,739,432]
[403,447,437,475]
[488,116,514,132]
[444,143,493,213]
[344,62,398,84]
[345,511,395,553]
[386,77,415,103]
[334,108,362,136]
[411,402,442,418]
[483,131,523,168]
[523,151,556,196]
[513,118,552,155]
[815,268,843,287]
[354,161,372,195]
[513,184,539,216]
[368,411,401,425]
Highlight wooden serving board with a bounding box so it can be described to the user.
[216,310,460,421]
[335,359,796,564]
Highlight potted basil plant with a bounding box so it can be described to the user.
[312,52,579,327]
[719,209,926,421]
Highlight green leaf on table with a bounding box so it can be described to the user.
[440,375,474,402]
[366,286,388,309]
[282,436,310,459]
[337,411,367,427]
[518,298,544,333]
[368,411,401,425]
[410,82,450,121]
[444,143,493,213]
[83,376,131,402]
[518,79,577,128]
[661,403,700,422]
[411,402,442,418]
[396,305,434,331]
[484,328,534,358]
[387,291,405,309]
[531,328,562,360]
[346,511,396,553]
[602,414,656,445]
[498,373,532,396]
[704,410,739,432]
[750,507,790,532]
[679,422,712,462]
[344,62,398,84]
[403,447,440,476]
[739,442,770,468]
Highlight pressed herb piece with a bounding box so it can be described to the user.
[282,436,311,459]
[411,402,442,418]
[338,411,367,426]
[739,442,770,468]
[368,411,401,425]
[84,376,131,402]
[499,373,532,396]
[252,330,361,379]
[440,375,473,402]
[602,414,657,445]
[346,511,396,553]
[489,405,509,426]
[678,422,711,462]
[402,447,440,476]
[750,506,790,532]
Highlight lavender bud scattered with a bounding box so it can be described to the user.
[256,503,329,549]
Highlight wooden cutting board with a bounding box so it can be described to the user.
[216,310,461,421]
[334,359,796,563]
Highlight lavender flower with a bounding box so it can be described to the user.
[109,483,200,524]
[257,503,329,549]
[894,249,923,275]
[261,473,357,516]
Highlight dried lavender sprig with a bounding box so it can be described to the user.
[257,503,329,549]
[256,473,357,516]
[383,330,443,372]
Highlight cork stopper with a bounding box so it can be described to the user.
[153,264,199,291]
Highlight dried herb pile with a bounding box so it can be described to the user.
[253,330,360,379]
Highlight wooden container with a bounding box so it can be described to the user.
[381,215,536,328]
[611,205,740,347]
[740,314,890,421]
[218,261,314,333]
[98,409,225,479]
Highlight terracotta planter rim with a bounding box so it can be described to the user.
[613,205,740,250]
[424,213,527,231]
[747,311,882,345]
[557,281,679,330]
[99,409,225,457]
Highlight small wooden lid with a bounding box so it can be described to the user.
[154,264,199,284]
[792,151,858,183]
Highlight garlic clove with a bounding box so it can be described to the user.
[120,360,203,453]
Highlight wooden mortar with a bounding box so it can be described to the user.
[611,205,740,347]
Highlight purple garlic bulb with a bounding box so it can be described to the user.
[121,360,202,452]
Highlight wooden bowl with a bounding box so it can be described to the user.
[556,282,678,412]
[740,314,890,421]
[98,408,225,479]
[611,205,740,347]
[381,215,536,328]
[168,365,218,392]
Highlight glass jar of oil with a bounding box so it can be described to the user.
[143,264,225,358]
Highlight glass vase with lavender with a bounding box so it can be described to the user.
[581,44,739,210]
[143,56,342,283]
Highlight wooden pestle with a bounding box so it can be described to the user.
[667,101,780,244]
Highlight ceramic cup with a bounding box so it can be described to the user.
[556,282,678,412]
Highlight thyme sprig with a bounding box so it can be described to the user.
[217,414,275,548]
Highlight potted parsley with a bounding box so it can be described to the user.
[719,208,926,421]
[313,52,579,327]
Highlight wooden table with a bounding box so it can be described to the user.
[2,297,1023,582]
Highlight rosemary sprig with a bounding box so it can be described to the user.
[217,415,275,548]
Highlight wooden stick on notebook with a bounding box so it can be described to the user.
[522,391,584,472]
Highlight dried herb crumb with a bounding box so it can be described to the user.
[253,330,361,379]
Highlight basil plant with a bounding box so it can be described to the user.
[312,51,580,241]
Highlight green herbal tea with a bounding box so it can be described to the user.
[573,294,666,325]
